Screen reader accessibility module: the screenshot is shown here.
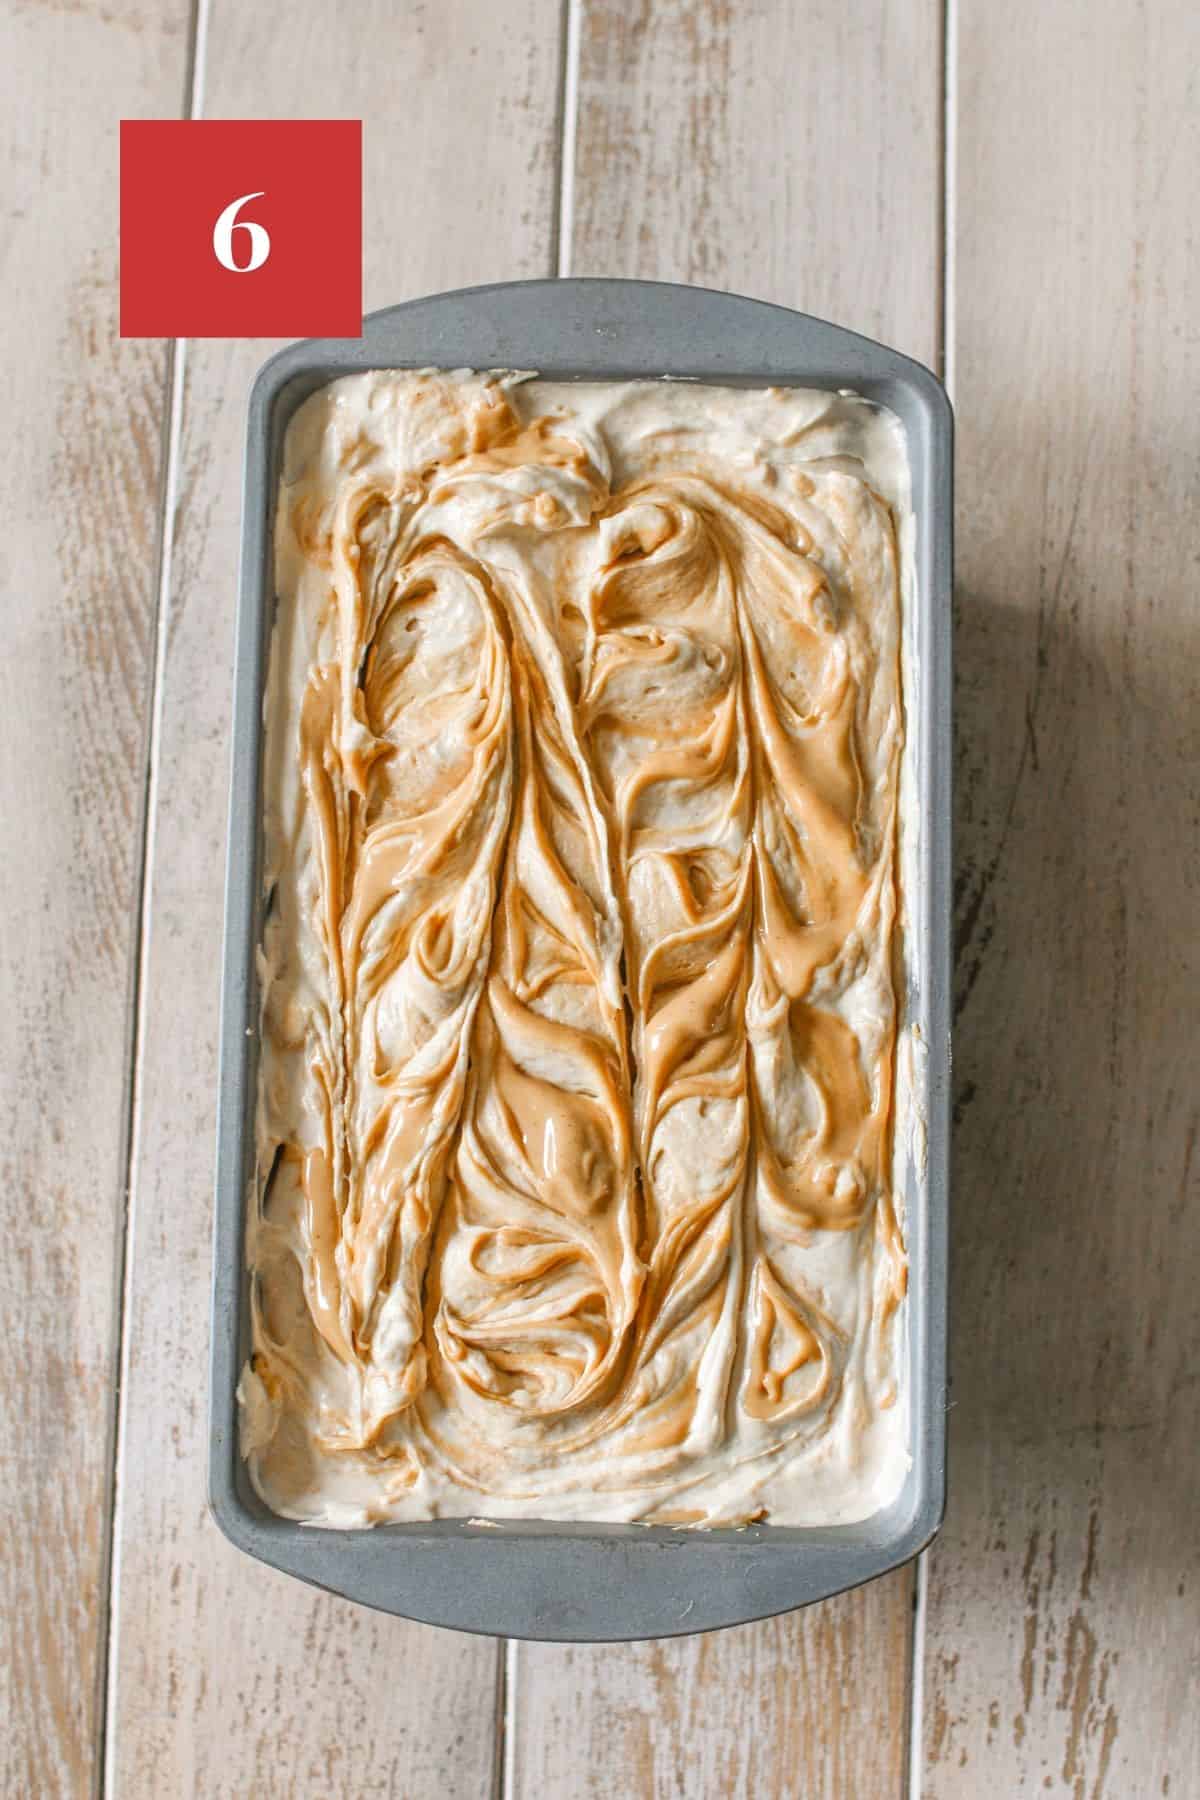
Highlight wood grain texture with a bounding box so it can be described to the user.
[105,3,563,1794]
[922,0,1200,1794]
[511,4,942,1795]
[508,1583,914,1800]
[566,0,940,361]
[0,1,187,1793]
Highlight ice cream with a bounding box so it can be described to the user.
[241,369,912,1527]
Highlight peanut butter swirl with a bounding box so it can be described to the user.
[243,370,913,1527]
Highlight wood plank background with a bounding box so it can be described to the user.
[1,0,1195,1794]
[925,1,1200,1794]
[0,1,189,1793]
[104,3,562,1794]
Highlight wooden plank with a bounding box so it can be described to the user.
[511,4,943,1795]
[564,0,940,361]
[104,2,563,1793]
[921,0,1200,1794]
[507,1582,914,1799]
[0,2,188,1793]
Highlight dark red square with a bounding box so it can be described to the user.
[120,120,362,338]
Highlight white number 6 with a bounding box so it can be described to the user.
[212,191,271,273]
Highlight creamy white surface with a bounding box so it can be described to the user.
[242,370,914,1527]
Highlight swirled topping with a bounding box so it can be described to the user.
[242,370,912,1527]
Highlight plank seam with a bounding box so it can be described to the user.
[907,1552,931,1800]
[189,0,211,121]
[88,336,179,1800]
[908,0,956,1790]
[502,1638,518,1798]
[490,1638,511,1800]
[941,0,958,397]
[98,0,209,1789]
[555,0,581,277]
[100,339,189,1800]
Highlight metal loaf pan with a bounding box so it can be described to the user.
[210,278,952,1642]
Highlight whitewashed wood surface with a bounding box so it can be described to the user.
[102,2,562,1795]
[0,1,188,1793]
[3,0,1197,1794]
[923,0,1200,1794]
